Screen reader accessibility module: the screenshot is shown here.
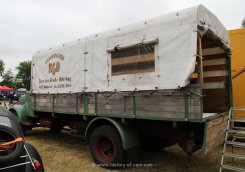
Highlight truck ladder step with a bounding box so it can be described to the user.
[233,127,245,130]
[231,108,245,111]
[226,141,245,147]
[233,136,245,140]
[224,153,245,160]
[230,119,245,123]
[220,108,245,172]
[221,165,245,172]
[227,130,245,134]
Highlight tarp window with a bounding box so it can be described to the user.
[111,43,155,76]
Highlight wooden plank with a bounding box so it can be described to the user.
[204,104,228,110]
[54,107,76,113]
[54,95,77,109]
[201,41,223,49]
[203,89,228,98]
[97,109,133,116]
[136,111,185,119]
[35,99,52,103]
[97,99,132,106]
[204,98,229,112]
[189,99,201,106]
[203,70,227,77]
[35,95,53,99]
[204,115,228,153]
[35,102,52,107]
[204,76,227,82]
[97,93,132,115]
[88,96,95,104]
[97,104,132,110]
[199,37,204,84]
[134,90,184,96]
[96,90,201,119]
[112,68,154,76]
[112,60,155,75]
[204,99,229,107]
[111,53,155,65]
[202,82,226,89]
[203,58,226,66]
[203,54,225,61]
[88,108,95,114]
[54,104,76,109]
[136,104,185,112]
[188,112,202,119]
[135,97,185,106]
[203,65,226,71]
[35,107,52,112]
[202,47,225,56]
[54,100,76,105]
[80,108,84,113]
[54,97,76,102]
[189,106,201,113]
[205,116,228,153]
[96,93,126,99]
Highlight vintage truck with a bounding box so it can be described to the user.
[10,5,231,167]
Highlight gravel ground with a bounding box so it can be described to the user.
[23,128,242,172]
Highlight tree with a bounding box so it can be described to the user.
[242,17,245,28]
[15,60,32,90]
[0,59,5,76]
[1,68,15,88]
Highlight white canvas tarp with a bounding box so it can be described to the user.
[31,5,230,94]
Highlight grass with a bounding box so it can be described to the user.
[24,128,245,172]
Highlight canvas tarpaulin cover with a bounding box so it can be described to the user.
[31,5,230,94]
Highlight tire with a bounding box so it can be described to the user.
[89,125,125,168]
[24,143,44,172]
[0,125,24,163]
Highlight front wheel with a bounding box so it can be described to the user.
[89,125,125,168]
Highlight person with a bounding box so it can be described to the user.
[8,92,14,105]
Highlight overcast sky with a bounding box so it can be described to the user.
[0,0,244,74]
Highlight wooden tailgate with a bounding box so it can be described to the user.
[203,113,228,154]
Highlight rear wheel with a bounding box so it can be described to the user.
[89,125,125,168]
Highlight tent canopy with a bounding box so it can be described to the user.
[0,85,13,92]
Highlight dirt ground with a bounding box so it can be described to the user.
[23,128,244,172]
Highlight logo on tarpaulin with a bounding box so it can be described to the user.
[45,53,64,75]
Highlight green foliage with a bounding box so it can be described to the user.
[15,60,32,90]
[1,68,15,88]
[242,17,245,28]
[0,59,5,76]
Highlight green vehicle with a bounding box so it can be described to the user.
[10,5,231,167]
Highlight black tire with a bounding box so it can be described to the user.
[24,143,44,172]
[89,125,125,168]
[0,125,24,163]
